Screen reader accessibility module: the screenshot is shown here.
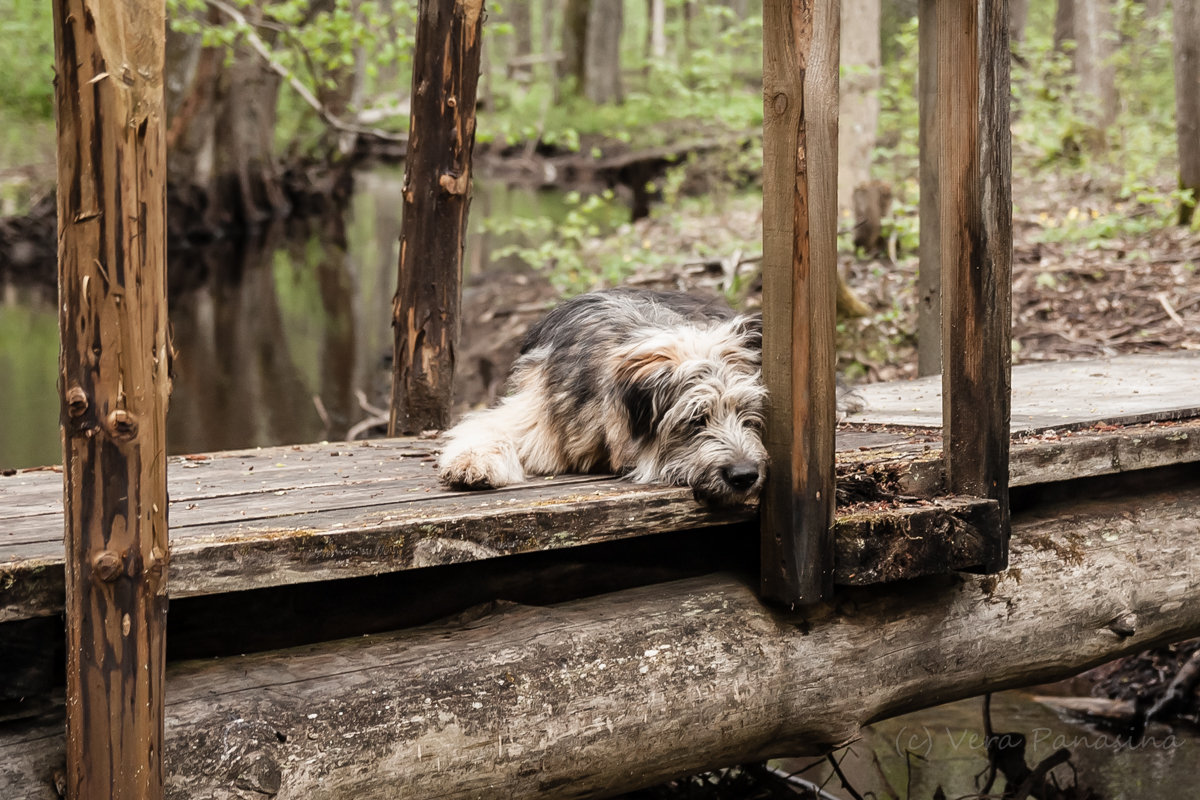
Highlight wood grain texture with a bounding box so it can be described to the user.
[5,411,1200,622]
[761,0,841,606]
[834,496,997,585]
[51,0,170,796]
[388,0,484,434]
[848,353,1200,432]
[937,0,1012,571]
[5,481,1200,800]
[916,0,941,376]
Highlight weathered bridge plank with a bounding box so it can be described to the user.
[5,357,1199,622]
[4,480,1199,800]
[848,353,1200,432]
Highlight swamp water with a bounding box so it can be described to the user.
[0,168,580,470]
[807,689,1200,798]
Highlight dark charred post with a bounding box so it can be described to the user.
[916,0,941,377]
[388,0,485,435]
[52,0,171,797]
[937,0,1012,570]
[1175,0,1200,226]
[761,0,840,604]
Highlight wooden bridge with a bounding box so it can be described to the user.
[2,0,1199,797]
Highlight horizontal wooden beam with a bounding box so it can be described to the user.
[4,481,1200,799]
[834,496,998,585]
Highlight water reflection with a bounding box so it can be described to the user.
[787,690,1200,798]
[0,168,571,469]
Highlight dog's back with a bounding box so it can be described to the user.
[520,288,739,357]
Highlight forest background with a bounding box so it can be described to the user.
[1,0,1198,453]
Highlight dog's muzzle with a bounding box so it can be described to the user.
[693,460,765,506]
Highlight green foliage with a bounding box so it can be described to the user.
[168,0,417,152]
[0,3,55,119]
[872,17,919,189]
[479,2,763,150]
[871,0,1187,250]
[483,189,636,294]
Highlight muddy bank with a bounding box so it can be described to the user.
[0,163,354,287]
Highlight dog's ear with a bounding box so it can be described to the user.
[613,343,681,441]
[731,313,762,353]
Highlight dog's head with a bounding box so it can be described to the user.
[613,314,767,506]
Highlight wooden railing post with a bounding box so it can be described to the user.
[761,0,840,605]
[388,0,485,435]
[937,0,1013,570]
[52,0,171,795]
[916,0,942,377]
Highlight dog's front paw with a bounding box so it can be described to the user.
[438,444,525,490]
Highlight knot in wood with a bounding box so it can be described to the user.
[106,409,138,441]
[439,171,470,196]
[447,96,457,108]
[146,546,168,579]
[92,550,123,582]
[771,92,789,115]
[66,387,89,418]
[1107,611,1137,637]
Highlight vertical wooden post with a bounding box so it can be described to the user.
[52,0,170,796]
[916,0,941,377]
[937,0,1012,570]
[1174,0,1200,227]
[761,0,840,605]
[388,0,485,435]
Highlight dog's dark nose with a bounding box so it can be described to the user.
[720,462,760,491]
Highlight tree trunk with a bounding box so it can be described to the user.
[1073,0,1118,129]
[584,0,624,103]
[837,0,881,217]
[561,0,588,90]
[163,5,287,231]
[51,0,171,795]
[647,0,667,61]
[1010,0,1029,44]
[207,10,287,227]
[512,0,533,57]
[387,0,484,434]
[1054,0,1075,52]
[1145,0,1169,19]
[1175,0,1200,226]
[4,483,1200,799]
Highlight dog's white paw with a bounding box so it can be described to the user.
[438,443,526,490]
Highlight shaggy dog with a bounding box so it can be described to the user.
[438,288,769,506]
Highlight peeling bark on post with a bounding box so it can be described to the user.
[761,0,840,604]
[916,0,941,377]
[388,0,484,435]
[51,0,171,797]
[937,0,1012,571]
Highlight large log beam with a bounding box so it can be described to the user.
[4,482,1200,799]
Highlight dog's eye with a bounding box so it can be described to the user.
[689,413,710,429]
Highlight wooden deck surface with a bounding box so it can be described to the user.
[3,355,1198,621]
[850,353,1200,431]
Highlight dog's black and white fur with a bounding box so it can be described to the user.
[439,288,768,506]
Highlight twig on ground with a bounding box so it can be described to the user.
[312,394,331,431]
[1156,292,1187,328]
[825,751,866,800]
